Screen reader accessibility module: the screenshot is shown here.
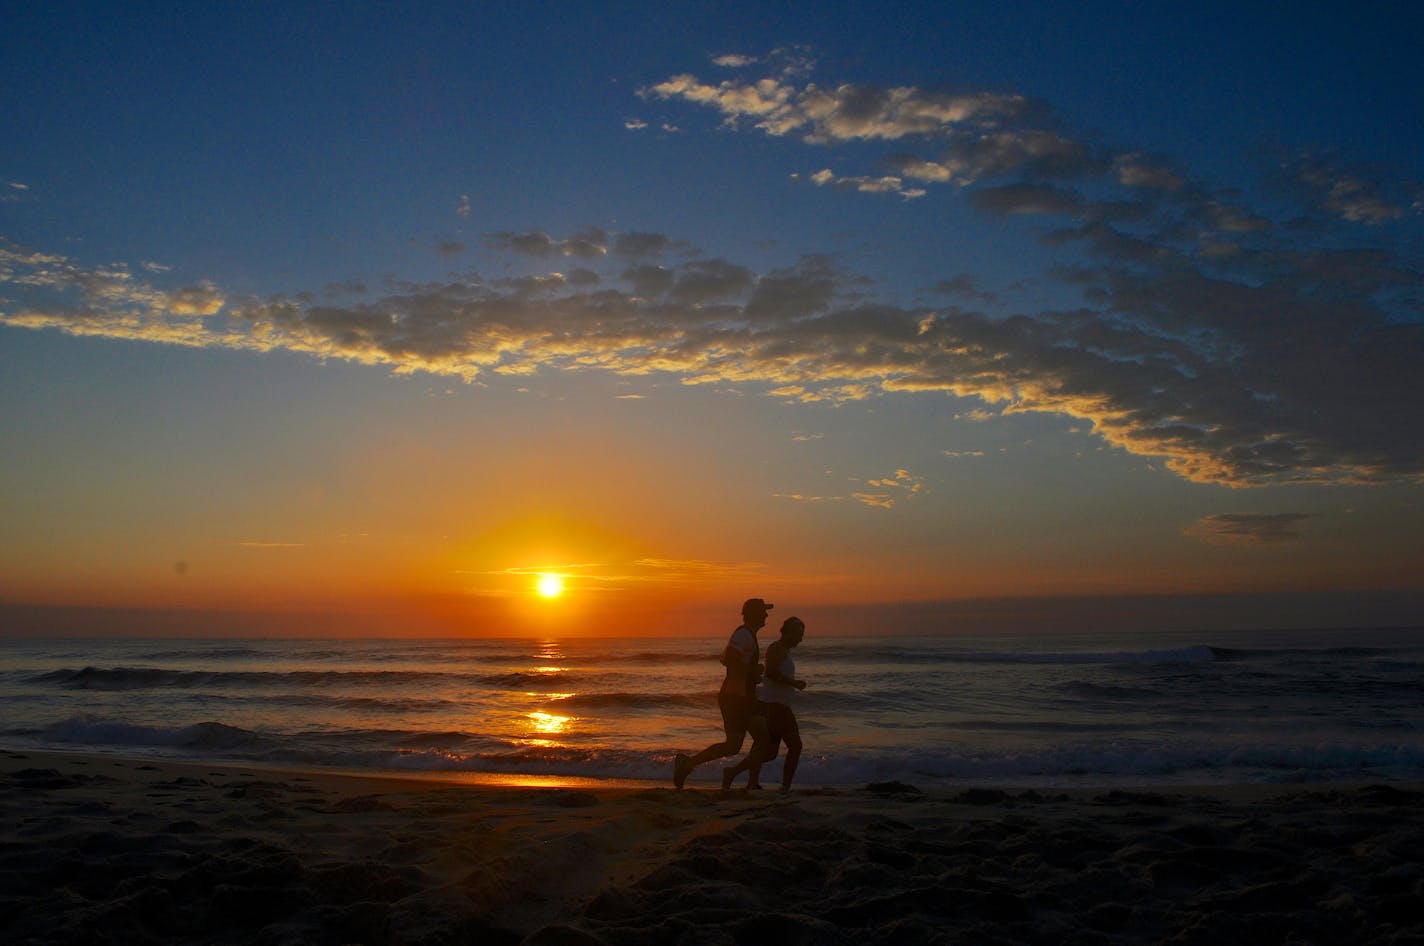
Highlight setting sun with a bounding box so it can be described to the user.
[536,574,565,599]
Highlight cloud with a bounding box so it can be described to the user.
[969,183,1084,216]
[4,225,1421,487]
[642,72,1028,143]
[712,54,757,68]
[631,557,766,580]
[612,231,678,259]
[1183,513,1313,546]
[466,557,768,594]
[786,468,925,509]
[643,63,1112,195]
[669,258,754,304]
[622,263,675,296]
[800,168,926,200]
[858,469,925,508]
[1113,153,1184,192]
[637,58,1424,486]
[933,275,998,304]
[324,279,368,297]
[486,230,608,259]
[1286,154,1408,224]
[164,282,225,316]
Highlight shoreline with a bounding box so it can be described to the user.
[8,744,1415,797]
[6,749,1424,944]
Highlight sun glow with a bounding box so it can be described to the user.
[536,573,565,598]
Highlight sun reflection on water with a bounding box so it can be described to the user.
[524,709,575,747]
[528,710,571,734]
[518,642,576,746]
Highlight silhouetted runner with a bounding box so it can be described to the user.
[673,598,772,788]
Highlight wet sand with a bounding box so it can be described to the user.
[3,749,1423,944]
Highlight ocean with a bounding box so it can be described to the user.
[2,627,1421,788]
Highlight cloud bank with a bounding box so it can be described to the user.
[3,58,1421,489]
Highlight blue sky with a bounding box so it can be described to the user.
[2,1,1422,635]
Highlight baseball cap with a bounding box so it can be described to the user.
[741,597,774,615]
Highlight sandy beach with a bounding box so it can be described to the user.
[3,749,1423,945]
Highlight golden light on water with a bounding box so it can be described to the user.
[526,710,573,743]
[528,710,570,733]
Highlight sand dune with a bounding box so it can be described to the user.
[3,750,1422,944]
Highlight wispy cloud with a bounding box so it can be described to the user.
[853,469,925,509]
[776,469,925,510]
[712,53,757,68]
[460,557,768,594]
[797,168,925,200]
[1183,513,1313,546]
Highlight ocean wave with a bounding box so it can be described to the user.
[132,647,272,661]
[27,666,591,692]
[41,714,273,752]
[1207,645,1395,661]
[1051,681,1167,700]
[553,691,707,710]
[849,645,1220,666]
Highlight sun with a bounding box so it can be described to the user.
[536,573,565,599]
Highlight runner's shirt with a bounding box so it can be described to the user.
[720,625,760,699]
[758,650,798,705]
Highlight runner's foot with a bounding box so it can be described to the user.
[721,767,736,792]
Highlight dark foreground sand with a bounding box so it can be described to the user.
[3,750,1424,945]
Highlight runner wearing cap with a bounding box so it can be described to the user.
[673,597,773,788]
